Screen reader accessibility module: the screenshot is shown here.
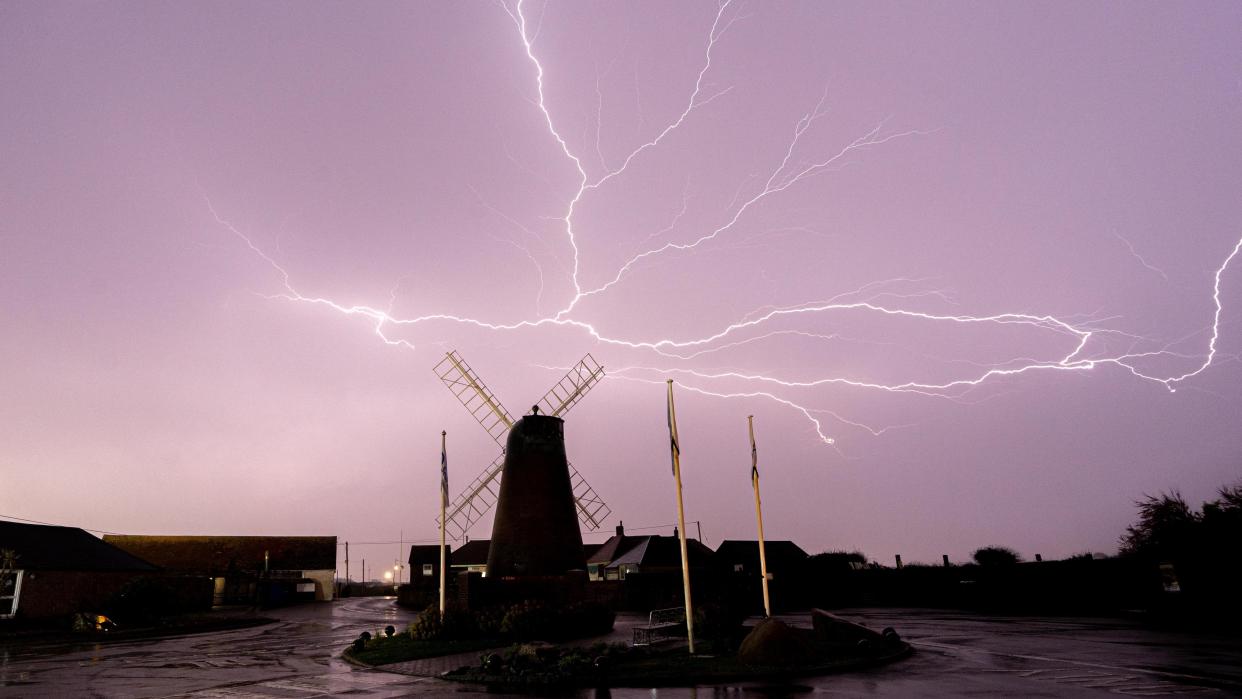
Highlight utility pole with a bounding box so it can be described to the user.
[345,542,350,585]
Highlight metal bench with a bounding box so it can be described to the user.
[632,606,685,645]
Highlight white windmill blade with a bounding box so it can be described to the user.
[538,353,605,417]
[536,354,611,529]
[568,461,611,530]
[434,350,514,446]
[436,454,505,541]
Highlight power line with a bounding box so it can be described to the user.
[0,513,124,536]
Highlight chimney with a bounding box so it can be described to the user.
[616,521,625,537]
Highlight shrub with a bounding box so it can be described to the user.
[105,577,183,622]
[467,642,628,685]
[972,546,1021,566]
[500,600,556,640]
[1119,491,1198,558]
[408,606,444,640]
[406,600,614,643]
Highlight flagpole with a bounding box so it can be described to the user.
[748,415,771,618]
[667,380,696,654]
[439,430,447,616]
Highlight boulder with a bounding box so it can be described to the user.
[811,608,883,647]
[736,618,812,666]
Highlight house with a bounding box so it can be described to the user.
[449,539,490,575]
[714,540,810,578]
[104,535,336,605]
[0,521,159,619]
[714,539,811,612]
[408,544,449,582]
[587,523,714,581]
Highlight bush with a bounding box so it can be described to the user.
[1119,491,1198,558]
[809,550,868,572]
[407,606,444,640]
[469,642,628,685]
[407,600,614,643]
[500,600,556,640]
[501,600,615,641]
[105,577,183,622]
[972,546,1021,566]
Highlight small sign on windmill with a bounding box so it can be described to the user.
[432,351,611,543]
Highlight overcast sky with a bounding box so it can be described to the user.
[3,1,1241,575]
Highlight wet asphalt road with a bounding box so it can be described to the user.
[1,599,1240,697]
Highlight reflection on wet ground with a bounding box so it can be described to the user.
[2,601,1240,697]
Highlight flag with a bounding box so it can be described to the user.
[750,436,759,486]
[666,381,681,475]
[440,431,449,509]
[748,415,759,486]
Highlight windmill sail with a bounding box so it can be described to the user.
[439,455,504,542]
[539,354,605,417]
[568,463,610,529]
[434,350,513,446]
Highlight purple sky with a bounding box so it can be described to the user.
[3,1,1241,575]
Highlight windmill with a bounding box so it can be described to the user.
[432,350,611,542]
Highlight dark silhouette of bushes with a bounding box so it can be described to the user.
[1119,490,1199,558]
[972,546,1021,566]
[1116,481,1242,620]
[407,600,614,643]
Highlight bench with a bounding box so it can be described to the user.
[632,606,685,646]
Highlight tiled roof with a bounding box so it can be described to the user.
[408,544,447,566]
[714,540,809,570]
[104,535,336,573]
[449,539,490,566]
[594,534,714,570]
[0,521,158,572]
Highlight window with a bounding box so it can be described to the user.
[733,563,744,573]
[0,570,22,618]
[421,564,434,576]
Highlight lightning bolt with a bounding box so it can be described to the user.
[1112,230,1170,282]
[208,1,1241,452]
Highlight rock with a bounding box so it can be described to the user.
[736,618,812,666]
[811,608,883,647]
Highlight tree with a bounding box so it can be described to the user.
[972,546,1021,566]
[1202,481,1242,521]
[1118,490,1199,559]
[1200,481,1242,551]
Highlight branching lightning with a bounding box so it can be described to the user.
[209,0,1240,451]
